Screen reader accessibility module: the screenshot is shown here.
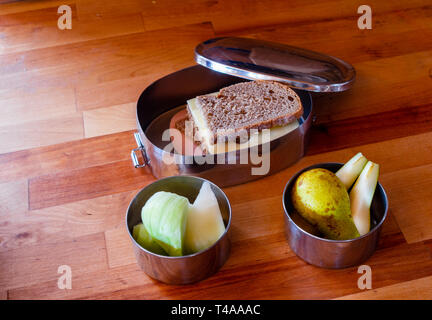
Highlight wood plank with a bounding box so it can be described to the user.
[0,87,76,127]
[337,275,432,300]
[229,197,287,243]
[246,6,432,65]
[0,6,146,54]
[140,0,219,32]
[0,130,135,184]
[0,0,70,15]
[224,132,432,206]
[0,189,136,252]
[75,0,147,19]
[0,22,214,92]
[27,131,432,212]
[8,263,151,300]
[28,160,155,210]
[0,179,28,218]
[0,0,20,5]
[377,213,403,243]
[313,50,432,123]
[83,102,136,138]
[0,2,74,26]
[308,103,432,156]
[0,232,108,291]
[381,164,432,244]
[81,239,432,299]
[0,113,84,154]
[77,0,218,31]
[211,0,430,33]
[105,224,136,269]
[0,207,67,252]
[75,74,154,111]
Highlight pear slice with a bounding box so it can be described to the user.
[336,152,368,189]
[141,191,189,256]
[184,182,225,254]
[350,161,380,236]
[132,223,167,255]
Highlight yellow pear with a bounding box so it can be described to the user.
[291,168,360,240]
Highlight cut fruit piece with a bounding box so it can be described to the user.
[184,182,226,254]
[292,168,360,240]
[132,223,166,255]
[350,161,380,236]
[141,191,189,256]
[336,152,368,189]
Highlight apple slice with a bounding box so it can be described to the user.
[184,182,226,254]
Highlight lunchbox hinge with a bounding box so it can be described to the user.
[131,132,150,168]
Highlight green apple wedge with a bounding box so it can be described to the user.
[350,161,380,236]
[335,152,368,190]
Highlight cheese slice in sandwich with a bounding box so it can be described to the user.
[187,80,303,154]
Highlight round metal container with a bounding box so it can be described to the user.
[126,176,232,284]
[282,162,388,269]
[132,65,313,187]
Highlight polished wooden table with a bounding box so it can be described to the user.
[0,0,431,300]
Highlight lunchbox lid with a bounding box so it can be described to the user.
[195,37,355,92]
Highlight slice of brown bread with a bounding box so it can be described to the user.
[193,80,303,145]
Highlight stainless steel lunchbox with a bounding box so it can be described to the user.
[282,162,389,269]
[126,176,232,284]
[131,37,355,187]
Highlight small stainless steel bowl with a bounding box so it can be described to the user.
[282,162,388,269]
[126,176,231,284]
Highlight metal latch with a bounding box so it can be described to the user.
[131,132,150,168]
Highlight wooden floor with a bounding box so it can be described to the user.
[1,0,432,300]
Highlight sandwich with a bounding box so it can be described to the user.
[185,80,303,153]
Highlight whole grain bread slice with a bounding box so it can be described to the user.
[192,80,303,144]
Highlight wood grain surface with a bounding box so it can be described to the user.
[0,0,431,300]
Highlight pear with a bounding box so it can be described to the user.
[290,210,321,237]
[291,168,360,240]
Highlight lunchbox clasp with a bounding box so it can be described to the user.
[131,132,150,168]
